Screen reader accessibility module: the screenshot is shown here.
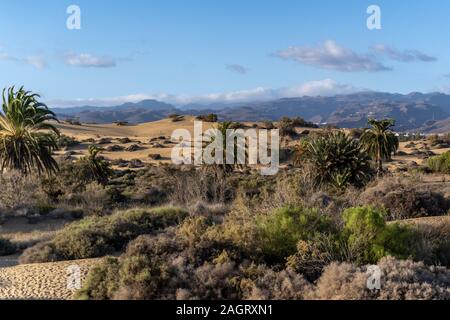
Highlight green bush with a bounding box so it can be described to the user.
[19,207,188,263]
[342,206,416,264]
[257,207,335,264]
[0,238,16,256]
[75,257,121,300]
[428,151,450,173]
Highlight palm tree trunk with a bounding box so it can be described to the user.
[377,147,383,176]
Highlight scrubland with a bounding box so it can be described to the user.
[1,117,450,300]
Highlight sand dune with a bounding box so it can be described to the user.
[0,258,102,300]
[56,116,214,140]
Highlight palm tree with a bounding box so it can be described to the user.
[301,131,373,188]
[203,121,246,174]
[78,145,112,184]
[0,86,59,175]
[360,118,399,175]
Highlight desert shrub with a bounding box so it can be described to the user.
[261,121,275,130]
[278,117,317,134]
[75,214,449,300]
[19,207,188,263]
[291,117,316,128]
[170,169,235,205]
[0,170,43,213]
[0,238,17,256]
[41,156,117,201]
[256,207,335,264]
[55,134,79,149]
[286,233,346,281]
[76,234,185,300]
[196,114,218,123]
[240,264,311,300]
[75,257,121,300]
[277,118,297,138]
[168,114,185,122]
[76,232,309,300]
[358,176,449,220]
[62,182,111,216]
[301,131,374,189]
[18,241,59,264]
[405,218,450,267]
[428,151,450,173]
[188,201,229,218]
[342,206,417,264]
[308,257,450,300]
[126,166,236,206]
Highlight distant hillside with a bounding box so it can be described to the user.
[53,99,178,124]
[51,92,450,131]
[418,118,450,133]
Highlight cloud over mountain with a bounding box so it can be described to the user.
[48,79,361,107]
[274,40,390,72]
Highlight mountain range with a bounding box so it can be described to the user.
[51,92,450,133]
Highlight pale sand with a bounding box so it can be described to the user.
[56,116,216,164]
[56,118,450,169]
[0,258,102,300]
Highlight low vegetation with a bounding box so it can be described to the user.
[0,86,448,300]
[19,207,188,263]
[428,151,450,174]
[0,238,16,256]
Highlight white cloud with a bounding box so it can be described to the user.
[226,64,249,74]
[25,56,47,69]
[279,79,360,97]
[275,40,390,72]
[64,53,116,68]
[371,44,436,62]
[47,79,363,107]
[0,50,47,69]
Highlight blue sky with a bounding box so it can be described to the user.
[0,0,449,107]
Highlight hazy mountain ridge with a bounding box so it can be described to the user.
[52,92,450,132]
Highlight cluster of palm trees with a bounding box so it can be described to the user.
[0,86,399,181]
[295,118,399,189]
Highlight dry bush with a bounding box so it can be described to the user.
[405,218,450,267]
[0,171,44,213]
[358,175,449,220]
[307,257,450,300]
[286,234,348,281]
[189,201,229,218]
[170,169,232,205]
[240,264,311,300]
[305,261,370,300]
[76,231,310,300]
[60,182,111,216]
[127,166,235,206]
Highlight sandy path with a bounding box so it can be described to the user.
[0,258,102,300]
